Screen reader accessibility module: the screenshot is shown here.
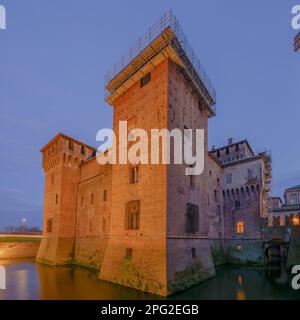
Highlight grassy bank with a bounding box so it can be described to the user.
[0,236,41,243]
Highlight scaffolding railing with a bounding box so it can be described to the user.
[105,10,216,111]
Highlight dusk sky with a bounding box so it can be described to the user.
[0,1,299,229]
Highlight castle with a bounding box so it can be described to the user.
[37,12,272,296]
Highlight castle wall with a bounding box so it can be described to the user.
[166,60,216,294]
[74,159,112,269]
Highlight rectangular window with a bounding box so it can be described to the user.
[235,200,241,210]
[217,150,220,158]
[289,194,298,205]
[186,203,199,234]
[103,190,107,201]
[198,101,203,113]
[293,216,300,226]
[47,217,53,233]
[235,144,240,152]
[236,221,244,234]
[91,193,94,205]
[80,196,84,208]
[69,140,73,151]
[125,248,133,260]
[125,200,140,230]
[191,247,196,259]
[226,147,229,154]
[130,166,139,184]
[140,72,151,87]
[226,173,232,184]
[247,168,254,178]
[81,145,85,155]
[55,194,59,205]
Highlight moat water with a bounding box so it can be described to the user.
[0,259,299,300]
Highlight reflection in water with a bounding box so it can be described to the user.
[0,259,299,300]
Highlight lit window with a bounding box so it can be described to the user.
[236,221,244,234]
[293,216,300,226]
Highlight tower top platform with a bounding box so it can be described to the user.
[105,10,216,117]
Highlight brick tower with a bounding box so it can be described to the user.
[36,133,95,265]
[99,11,217,295]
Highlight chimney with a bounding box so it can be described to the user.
[228,138,233,145]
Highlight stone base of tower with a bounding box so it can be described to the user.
[98,237,168,296]
[166,239,216,295]
[36,236,75,265]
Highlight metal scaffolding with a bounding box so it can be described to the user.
[104,10,216,116]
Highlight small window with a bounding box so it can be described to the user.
[226,147,229,154]
[236,221,244,234]
[140,72,151,87]
[91,193,94,205]
[235,144,240,152]
[198,101,203,113]
[80,196,84,208]
[247,168,254,178]
[130,166,139,184]
[289,194,298,205]
[102,217,106,231]
[191,247,196,259]
[217,150,220,158]
[235,200,241,210]
[69,140,73,151]
[47,217,53,233]
[226,173,232,184]
[103,190,107,201]
[81,145,85,155]
[125,248,133,260]
[217,178,220,186]
[125,200,140,230]
[186,203,199,234]
[55,194,59,205]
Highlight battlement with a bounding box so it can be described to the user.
[41,133,96,172]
